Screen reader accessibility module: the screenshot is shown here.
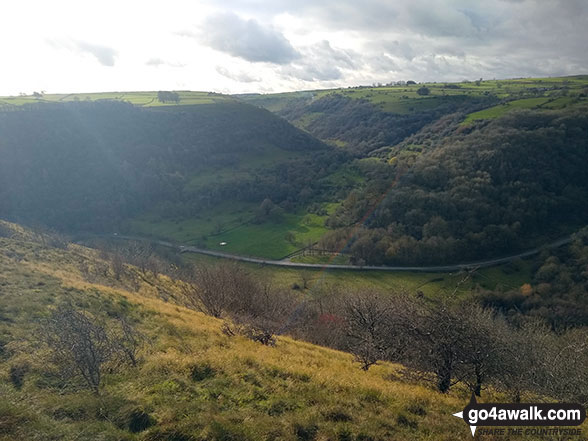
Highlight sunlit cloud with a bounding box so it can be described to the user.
[0,0,586,95]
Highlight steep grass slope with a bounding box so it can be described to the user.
[0,220,566,440]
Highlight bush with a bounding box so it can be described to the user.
[126,407,156,433]
[396,413,418,429]
[40,303,143,393]
[294,423,319,441]
[323,409,352,422]
[416,86,430,96]
[9,361,30,389]
[405,401,427,416]
[189,363,215,382]
[209,421,252,441]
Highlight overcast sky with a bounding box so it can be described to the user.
[1,0,587,95]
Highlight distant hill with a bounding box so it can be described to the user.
[238,76,588,265]
[239,75,588,154]
[1,76,587,264]
[0,100,328,232]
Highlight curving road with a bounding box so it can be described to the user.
[88,233,574,273]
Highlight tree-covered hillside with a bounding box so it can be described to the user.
[320,109,588,265]
[240,77,588,265]
[0,101,330,232]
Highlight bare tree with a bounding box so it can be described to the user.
[452,303,509,396]
[344,292,415,371]
[345,293,393,370]
[110,251,125,280]
[41,304,144,393]
[224,281,297,346]
[181,262,257,318]
[112,315,146,367]
[542,327,588,405]
[498,322,588,405]
[42,304,114,393]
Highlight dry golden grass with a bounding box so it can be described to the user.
[0,220,582,440]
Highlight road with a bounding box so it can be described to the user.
[89,233,574,273]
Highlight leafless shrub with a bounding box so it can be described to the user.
[111,252,126,280]
[497,322,588,405]
[41,304,144,393]
[28,223,69,249]
[42,305,113,393]
[222,285,298,346]
[344,292,396,370]
[182,262,298,346]
[112,315,147,367]
[222,319,276,346]
[180,262,257,318]
[9,361,31,389]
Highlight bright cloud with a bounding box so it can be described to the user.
[0,0,586,95]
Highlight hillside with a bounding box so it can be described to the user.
[0,100,331,243]
[0,220,517,441]
[240,75,588,152]
[0,91,236,108]
[1,77,587,266]
[239,76,588,265]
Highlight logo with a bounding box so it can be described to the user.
[453,394,586,437]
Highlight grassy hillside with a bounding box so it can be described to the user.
[2,220,564,441]
[241,75,588,124]
[240,75,588,157]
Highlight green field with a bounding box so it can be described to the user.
[463,96,585,122]
[129,201,257,243]
[239,75,588,121]
[182,251,534,299]
[131,208,331,260]
[206,212,328,259]
[0,90,235,108]
[3,76,588,117]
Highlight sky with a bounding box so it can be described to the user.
[1,0,587,96]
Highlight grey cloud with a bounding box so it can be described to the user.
[199,0,587,84]
[46,39,118,66]
[200,12,299,64]
[407,6,477,38]
[146,58,165,66]
[280,41,357,81]
[145,58,186,68]
[75,41,117,66]
[202,0,400,31]
[382,41,416,61]
[216,66,260,82]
